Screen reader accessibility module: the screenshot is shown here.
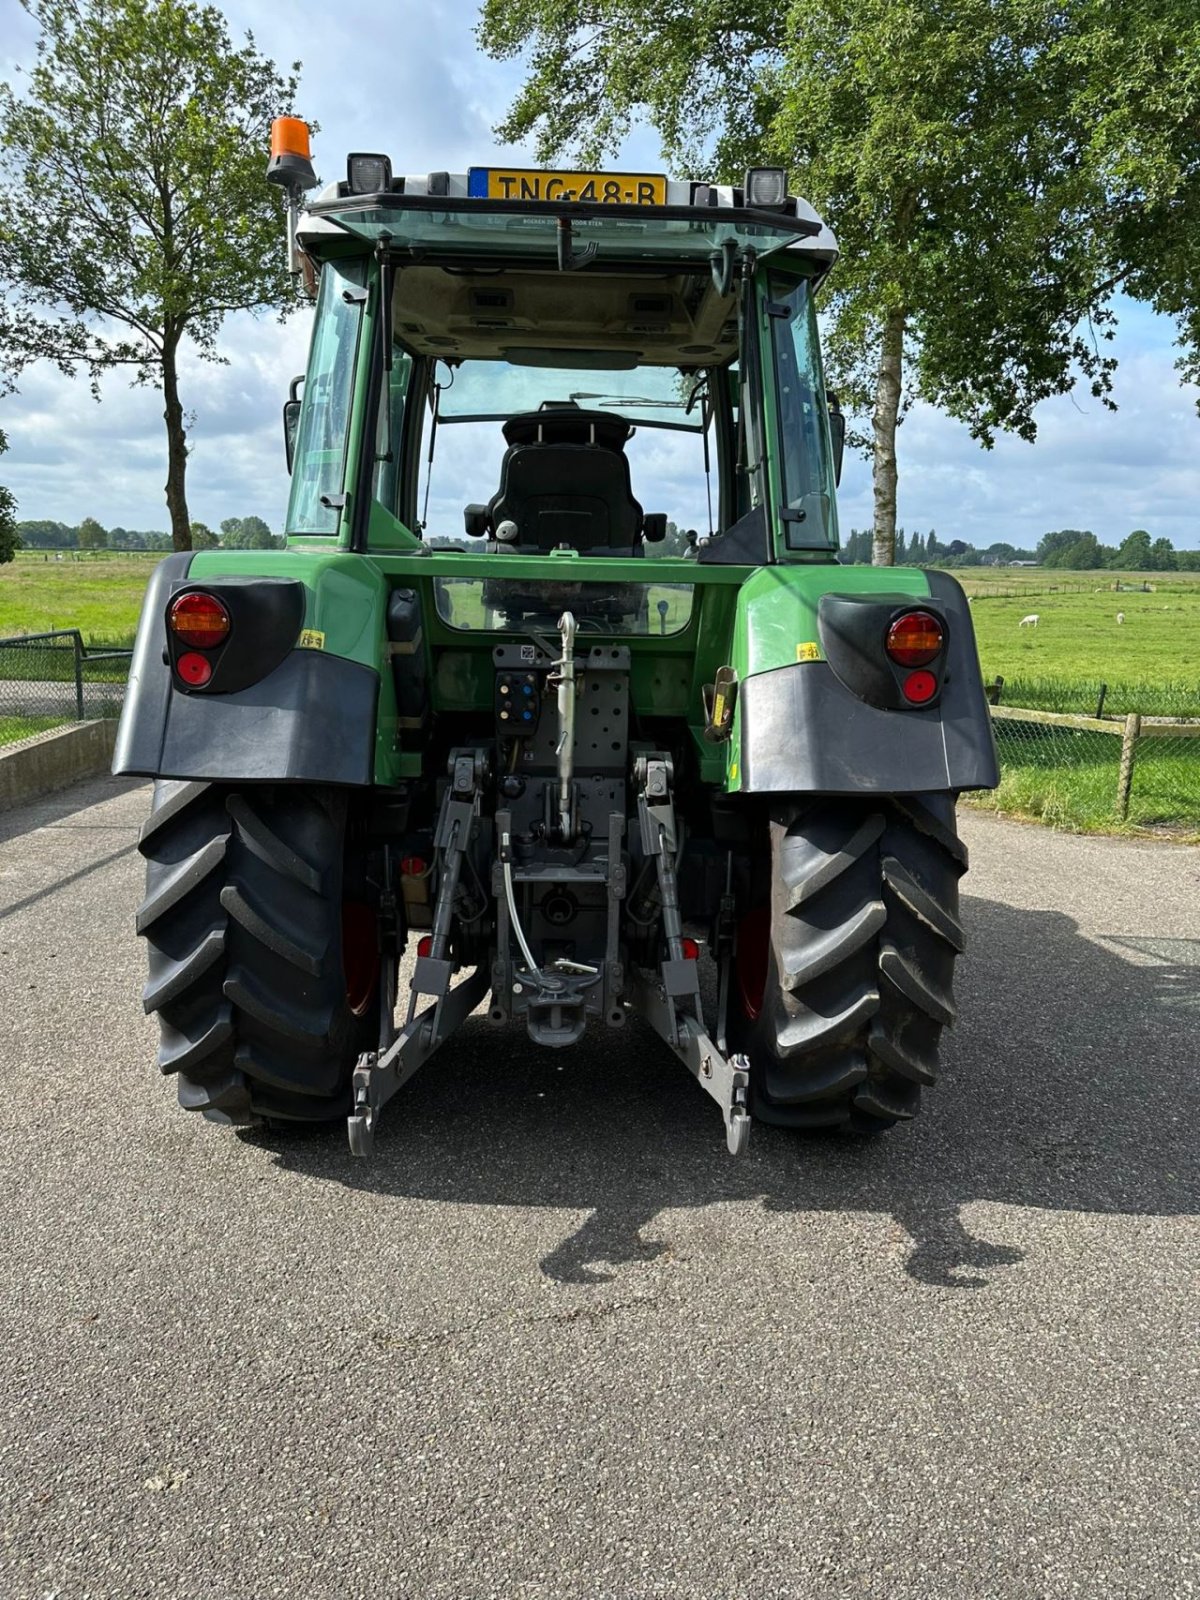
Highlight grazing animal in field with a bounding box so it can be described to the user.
[1019,614,1039,628]
[1116,612,1125,624]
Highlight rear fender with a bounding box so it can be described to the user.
[729,567,999,794]
[113,554,380,785]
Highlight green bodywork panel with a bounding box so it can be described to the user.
[191,546,934,793]
[723,562,932,793]
[730,562,930,679]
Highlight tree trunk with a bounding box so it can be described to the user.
[871,307,905,567]
[162,339,191,552]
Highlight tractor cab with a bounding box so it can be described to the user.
[283,161,844,593]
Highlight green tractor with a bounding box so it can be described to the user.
[115,123,998,1157]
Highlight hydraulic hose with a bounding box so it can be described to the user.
[501,832,542,982]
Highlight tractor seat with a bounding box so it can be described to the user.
[464,406,649,556]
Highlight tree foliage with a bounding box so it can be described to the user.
[478,0,1200,565]
[220,513,279,548]
[0,0,303,549]
[76,514,107,550]
[0,427,18,563]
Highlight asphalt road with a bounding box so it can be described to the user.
[1,778,1197,1600]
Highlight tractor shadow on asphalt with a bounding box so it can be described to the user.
[247,895,1199,1289]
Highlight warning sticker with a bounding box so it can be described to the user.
[297,629,326,650]
[796,641,821,662]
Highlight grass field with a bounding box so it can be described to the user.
[2,551,163,644]
[957,569,1200,691]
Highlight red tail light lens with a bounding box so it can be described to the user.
[416,936,433,958]
[902,669,939,704]
[169,591,231,650]
[681,937,700,961]
[175,650,213,687]
[886,610,944,667]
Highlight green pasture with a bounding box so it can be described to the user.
[2,551,163,644]
[960,570,1200,690]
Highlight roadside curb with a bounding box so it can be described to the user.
[0,721,118,812]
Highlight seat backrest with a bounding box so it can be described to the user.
[489,437,644,553]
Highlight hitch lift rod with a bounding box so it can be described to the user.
[630,969,751,1156]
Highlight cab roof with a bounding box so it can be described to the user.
[296,170,838,272]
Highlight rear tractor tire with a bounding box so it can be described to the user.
[731,794,967,1133]
[136,781,378,1126]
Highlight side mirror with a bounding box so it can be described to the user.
[283,374,304,474]
[828,392,846,487]
[283,399,301,474]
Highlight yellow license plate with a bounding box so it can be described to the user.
[468,167,667,206]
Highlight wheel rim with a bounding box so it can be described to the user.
[735,905,771,1022]
[341,900,378,1016]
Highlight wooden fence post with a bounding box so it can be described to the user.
[1116,713,1141,819]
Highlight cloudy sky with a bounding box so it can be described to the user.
[2,0,1199,550]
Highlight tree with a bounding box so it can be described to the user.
[16,518,74,547]
[1051,531,1104,569]
[77,515,107,550]
[0,0,304,551]
[221,513,278,548]
[190,520,219,550]
[1148,537,1177,572]
[1113,529,1153,570]
[0,429,17,564]
[240,514,275,549]
[479,0,1200,565]
[1038,529,1092,565]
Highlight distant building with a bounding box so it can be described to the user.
[1009,560,1039,567]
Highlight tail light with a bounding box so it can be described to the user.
[886,610,944,667]
[169,591,231,650]
[416,935,433,958]
[681,937,700,961]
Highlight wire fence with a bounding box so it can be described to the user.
[0,630,132,749]
[977,676,1200,832]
